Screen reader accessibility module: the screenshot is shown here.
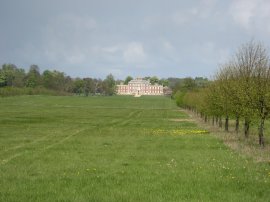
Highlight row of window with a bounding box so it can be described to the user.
[118,90,162,93]
[118,87,162,90]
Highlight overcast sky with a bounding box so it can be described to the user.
[1,0,270,79]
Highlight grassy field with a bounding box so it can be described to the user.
[0,95,269,201]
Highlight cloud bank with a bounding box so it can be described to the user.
[1,0,270,79]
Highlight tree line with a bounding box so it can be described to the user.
[0,64,116,96]
[0,64,174,97]
[174,41,270,147]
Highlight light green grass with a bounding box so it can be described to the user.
[0,95,269,201]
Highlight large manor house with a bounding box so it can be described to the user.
[116,78,165,96]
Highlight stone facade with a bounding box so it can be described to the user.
[117,78,164,96]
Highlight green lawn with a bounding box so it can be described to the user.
[0,95,269,201]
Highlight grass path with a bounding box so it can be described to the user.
[0,95,269,201]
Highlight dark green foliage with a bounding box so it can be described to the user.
[73,78,85,95]
[0,64,26,87]
[142,76,169,86]
[173,90,186,107]
[167,77,183,89]
[42,70,67,91]
[150,76,159,84]
[170,77,210,110]
[170,77,209,95]
[25,65,41,88]
[194,77,209,87]
[0,71,6,87]
[83,78,95,96]
[124,76,133,84]
[183,77,196,91]
[0,64,116,96]
[158,78,169,86]
[102,74,116,96]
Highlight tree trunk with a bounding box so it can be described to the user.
[244,118,250,138]
[218,117,222,128]
[204,115,207,123]
[212,117,215,125]
[225,115,229,132]
[235,115,239,133]
[215,116,218,125]
[259,116,265,147]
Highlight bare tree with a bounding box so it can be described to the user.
[232,41,270,146]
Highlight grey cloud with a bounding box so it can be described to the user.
[1,0,270,79]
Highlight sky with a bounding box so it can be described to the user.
[1,0,270,79]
